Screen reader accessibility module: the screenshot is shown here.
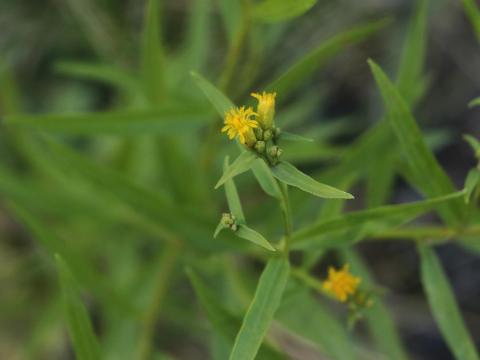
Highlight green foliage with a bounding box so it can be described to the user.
[419,245,480,360]
[56,254,102,360]
[252,0,318,23]
[462,0,480,41]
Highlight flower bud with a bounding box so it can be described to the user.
[251,92,276,129]
[254,141,266,154]
[254,127,264,141]
[263,129,273,141]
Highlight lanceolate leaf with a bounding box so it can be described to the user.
[251,159,282,199]
[236,224,275,252]
[368,60,464,224]
[253,0,317,23]
[462,0,480,41]
[464,169,480,204]
[469,97,480,108]
[266,18,390,99]
[271,161,353,199]
[280,131,313,143]
[229,257,290,360]
[291,191,464,247]
[215,151,257,189]
[191,71,235,116]
[418,245,479,360]
[464,134,480,158]
[56,255,102,360]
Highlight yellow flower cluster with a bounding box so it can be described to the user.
[221,91,276,146]
[323,264,361,302]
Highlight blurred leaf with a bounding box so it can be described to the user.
[181,0,210,71]
[215,151,257,189]
[464,169,480,204]
[224,156,246,222]
[229,257,290,360]
[142,0,165,103]
[469,97,480,108]
[342,250,408,360]
[464,134,480,158]
[55,61,141,99]
[278,285,355,359]
[292,191,464,247]
[271,161,354,199]
[0,62,20,114]
[4,108,211,135]
[191,71,234,116]
[7,201,135,314]
[368,59,464,224]
[218,0,242,44]
[266,18,390,99]
[396,0,429,105]
[251,159,282,199]
[236,224,276,251]
[279,131,313,143]
[252,0,317,23]
[56,254,102,360]
[418,245,479,360]
[462,0,480,41]
[187,268,285,359]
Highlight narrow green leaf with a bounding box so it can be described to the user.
[342,250,408,360]
[181,0,210,71]
[141,0,165,103]
[266,18,390,98]
[4,108,211,134]
[271,161,353,199]
[462,0,480,41]
[395,0,429,105]
[464,169,480,204]
[368,59,464,224]
[55,254,102,360]
[464,134,480,158]
[236,224,275,252]
[214,221,225,238]
[418,245,479,360]
[280,131,313,143]
[191,71,235,116]
[469,97,480,108]
[55,61,140,97]
[292,191,464,247]
[215,151,257,189]
[229,257,290,360]
[253,0,317,23]
[224,156,245,222]
[278,286,355,360]
[250,159,282,199]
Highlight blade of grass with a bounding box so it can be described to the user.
[418,245,479,360]
[463,0,480,41]
[252,0,317,23]
[229,257,290,360]
[56,254,102,360]
[368,59,464,225]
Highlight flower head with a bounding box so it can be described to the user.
[323,264,360,302]
[251,91,276,129]
[222,106,258,146]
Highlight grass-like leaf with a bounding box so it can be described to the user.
[251,159,282,199]
[215,151,257,189]
[236,224,275,251]
[191,71,235,116]
[271,161,354,199]
[4,108,211,134]
[464,169,480,204]
[56,254,102,360]
[469,97,480,108]
[418,245,480,360]
[266,18,390,99]
[462,0,480,41]
[280,131,314,143]
[368,59,464,224]
[224,156,246,222]
[229,257,290,360]
[252,0,317,23]
[292,191,464,247]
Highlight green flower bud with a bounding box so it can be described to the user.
[263,129,273,141]
[254,127,264,141]
[254,141,266,154]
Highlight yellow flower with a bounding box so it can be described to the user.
[222,106,258,146]
[251,91,276,129]
[323,264,361,302]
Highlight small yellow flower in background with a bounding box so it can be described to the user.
[222,106,258,146]
[323,264,361,302]
[251,91,276,129]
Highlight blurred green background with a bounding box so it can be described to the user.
[0,0,479,359]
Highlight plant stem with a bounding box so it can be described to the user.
[136,241,182,360]
[279,181,293,253]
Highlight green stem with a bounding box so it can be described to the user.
[279,181,293,253]
[136,241,182,360]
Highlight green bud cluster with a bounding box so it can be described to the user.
[221,213,238,231]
